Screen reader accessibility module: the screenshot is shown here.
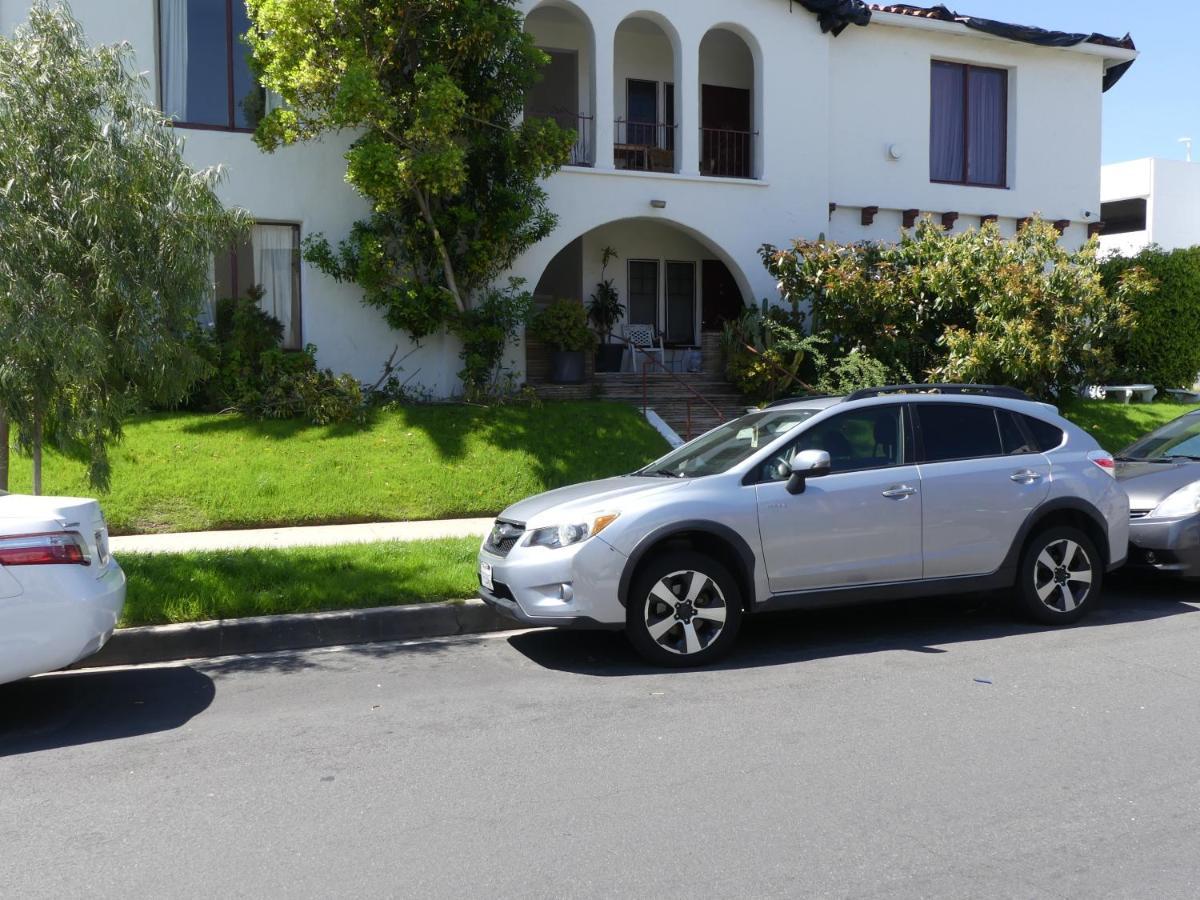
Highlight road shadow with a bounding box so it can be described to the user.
[0,666,215,757]
[507,583,1200,677]
[195,633,489,678]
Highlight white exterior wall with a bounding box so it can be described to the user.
[1101,158,1200,256]
[4,0,1133,396]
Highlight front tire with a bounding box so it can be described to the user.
[1016,526,1102,625]
[625,551,743,667]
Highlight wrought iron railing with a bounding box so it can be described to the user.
[700,127,756,179]
[609,334,725,442]
[613,119,677,172]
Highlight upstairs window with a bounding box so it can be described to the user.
[1099,198,1148,235]
[159,0,265,130]
[930,61,1007,188]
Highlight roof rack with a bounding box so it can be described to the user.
[844,384,1033,402]
[765,394,837,408]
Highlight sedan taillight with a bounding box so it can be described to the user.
[0,532,91,566]
[1088,450,1117,477]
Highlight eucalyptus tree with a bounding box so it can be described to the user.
[0,2,246,492]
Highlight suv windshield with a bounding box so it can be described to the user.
[1121,413,1200,461]
[636,408,821,478]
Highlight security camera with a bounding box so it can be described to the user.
[1082,210,1094,219]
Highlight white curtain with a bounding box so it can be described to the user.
[968,67,1007,187]
[252,224,300,348]
[160,0,189,121]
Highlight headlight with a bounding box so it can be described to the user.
[527,513,620,549]
[1151,484,1200,518]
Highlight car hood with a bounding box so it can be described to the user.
[498,475,689,525]
[1116,461,1200,512]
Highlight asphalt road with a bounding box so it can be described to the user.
[4,577,1200,899]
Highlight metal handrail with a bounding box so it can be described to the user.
[607,334,725,441]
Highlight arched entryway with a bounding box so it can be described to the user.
[523,1,596,166]
[612,14,681,173]
[699,26,761,179]
[528,217,750,381]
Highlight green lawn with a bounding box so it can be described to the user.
[1060,399,1200,452]
[117,538,481,627]
[6,402,667,535]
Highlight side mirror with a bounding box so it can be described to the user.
[785,449,832,495]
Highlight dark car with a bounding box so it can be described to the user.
[1116,409,1200,578]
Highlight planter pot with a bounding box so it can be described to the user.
[549,349,586,384]
[594,342,624,373]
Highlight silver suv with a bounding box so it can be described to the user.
[479,385,1129,666]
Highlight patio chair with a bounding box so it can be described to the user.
[621,323,666,374]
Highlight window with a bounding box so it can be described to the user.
[1099,198,1148,235]
[628,260,659,326]
[665,261,696,344]
[917,404,1004,461]
[212,223,302,349]
[160,0,266,130]
[663,83,675,151]
[645,408,819,479]
[998,410,1035,455]
[930,61,1007,187]
[626,79,658,147]
[781,406,906,476]
[1021,416,1065,452]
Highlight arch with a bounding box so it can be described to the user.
[522,214,756,322]
[698,24,762,179]
[612,12,682,174]
[523,0,597,166]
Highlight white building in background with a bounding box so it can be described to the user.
[1,1,1136,396]
[1100,158,1200,256]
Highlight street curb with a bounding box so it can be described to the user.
[69,599,514,669]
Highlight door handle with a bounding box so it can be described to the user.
[881,485,917,499]
[1010,469,1043,484]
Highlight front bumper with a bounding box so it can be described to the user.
[477,533,628,629]
[1127,513,1200,578]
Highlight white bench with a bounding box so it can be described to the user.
[1165,388,1200,403]
[1101,384,1158,404]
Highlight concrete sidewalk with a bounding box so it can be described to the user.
[110,517,493,555]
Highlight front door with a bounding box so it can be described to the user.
[701,260,744,331]
[701,84,751,177]
[914,403,1052,578]
[754,405,923,593]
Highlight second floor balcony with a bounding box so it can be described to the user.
[523,3,762,181]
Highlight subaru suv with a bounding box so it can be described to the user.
[478,385,1129,666]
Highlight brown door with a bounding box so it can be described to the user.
[701,85,751,178]
[702,260,744,331]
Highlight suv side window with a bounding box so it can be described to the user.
[916,403,1004,462]
[997,410,1036,455]
[1021,415,1065,451]
[761,406,906,481]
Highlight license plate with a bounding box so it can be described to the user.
[480,562,494,592]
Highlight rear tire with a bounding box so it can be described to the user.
[1016,526,1102,625]
[625,550,743,667]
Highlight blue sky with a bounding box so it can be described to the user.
[945,1,1200,164]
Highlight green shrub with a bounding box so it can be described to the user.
[1102,245,1200,389]
[530,298,597,352]
[449,280,532,401]
[762,217,1149,399]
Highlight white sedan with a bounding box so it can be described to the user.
[0,492,126,685]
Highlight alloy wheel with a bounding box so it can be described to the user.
[643,569,728,656]
[1033,538,1094,613]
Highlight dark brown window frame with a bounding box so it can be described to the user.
[930,61,1009,190]
[158,0,260,134]
[216,221,303,350]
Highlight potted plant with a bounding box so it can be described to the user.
[587,246,625,373]
[530,299,597,384]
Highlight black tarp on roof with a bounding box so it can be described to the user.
[790,1,1136,91]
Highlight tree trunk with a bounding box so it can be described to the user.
[412,186,466,312]
[0,412,8,492]
[32,411,42,496]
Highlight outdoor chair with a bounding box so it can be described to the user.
[621,323,666,374]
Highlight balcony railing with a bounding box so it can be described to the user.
[529,108,593,167]
[700,127,755,180]
[613,119,677,172]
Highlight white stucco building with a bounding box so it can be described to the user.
[1,1,1137,396]
[1100,157,1200,256]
